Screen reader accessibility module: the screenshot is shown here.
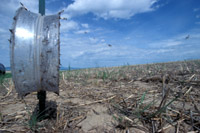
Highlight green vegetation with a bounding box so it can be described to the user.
[0,73,12,84]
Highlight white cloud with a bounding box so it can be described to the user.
[0,28,7,33]
[0,0,38,15]
[46,0,59,4]
[60,20,79,32]
[62,1,67,7]
[164,41,182,47]
[74,29,90,34]
[195,22,200,25]
[125,37,131,40]
[81,23,89,28]
[189,33,200,38]
[65,0,157,19]
[152,49,174,54]
[0,0,64,16]
[101,39,105,42]
[148,32,197,49]
[59,28,200,68]
[61,13,71,19]
[89,37,98,43]
[60,36,109,61]
[18,0,38,12]
[193,8,200,12]
[149,39,182,48]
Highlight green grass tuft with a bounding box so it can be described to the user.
[0,73,12,84]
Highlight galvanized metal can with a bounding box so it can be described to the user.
[10,7,60,97]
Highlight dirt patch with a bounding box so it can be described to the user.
[78,104,115,132]
[1,60,200,132]
[1,103,25,115]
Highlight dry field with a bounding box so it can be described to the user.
[0,60,200,133]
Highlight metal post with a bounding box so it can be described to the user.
[37,0,46,116]
[39,0,45,15]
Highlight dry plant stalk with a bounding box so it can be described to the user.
[158,74,170,111]
[62,73,68,86]
[157,119,185,132]
[0,81,13,99]
[69,95,116,107]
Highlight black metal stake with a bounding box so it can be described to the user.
[37,90,46,115]
[37,0,46,117]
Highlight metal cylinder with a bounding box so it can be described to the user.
[10,7,60,97]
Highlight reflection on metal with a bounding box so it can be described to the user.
[16,28,34,39]
[10,7,60,97]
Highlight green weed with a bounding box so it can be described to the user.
[27,109,47,132]
[0,73,12,84]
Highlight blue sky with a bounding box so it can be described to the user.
[0,0,200,68]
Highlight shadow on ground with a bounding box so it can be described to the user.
[30,100,57,122]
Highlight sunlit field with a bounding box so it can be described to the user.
[1,59,200,132]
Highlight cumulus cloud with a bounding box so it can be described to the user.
[60,20,79,32]
[59,29,200,68]
[0,0,38,15]
[65,0,158,19]
[60,38,173,67]
[81,23,89,28]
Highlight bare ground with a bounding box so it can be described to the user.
[0,60,200,133]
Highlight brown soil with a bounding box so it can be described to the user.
[0,60,200,133]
